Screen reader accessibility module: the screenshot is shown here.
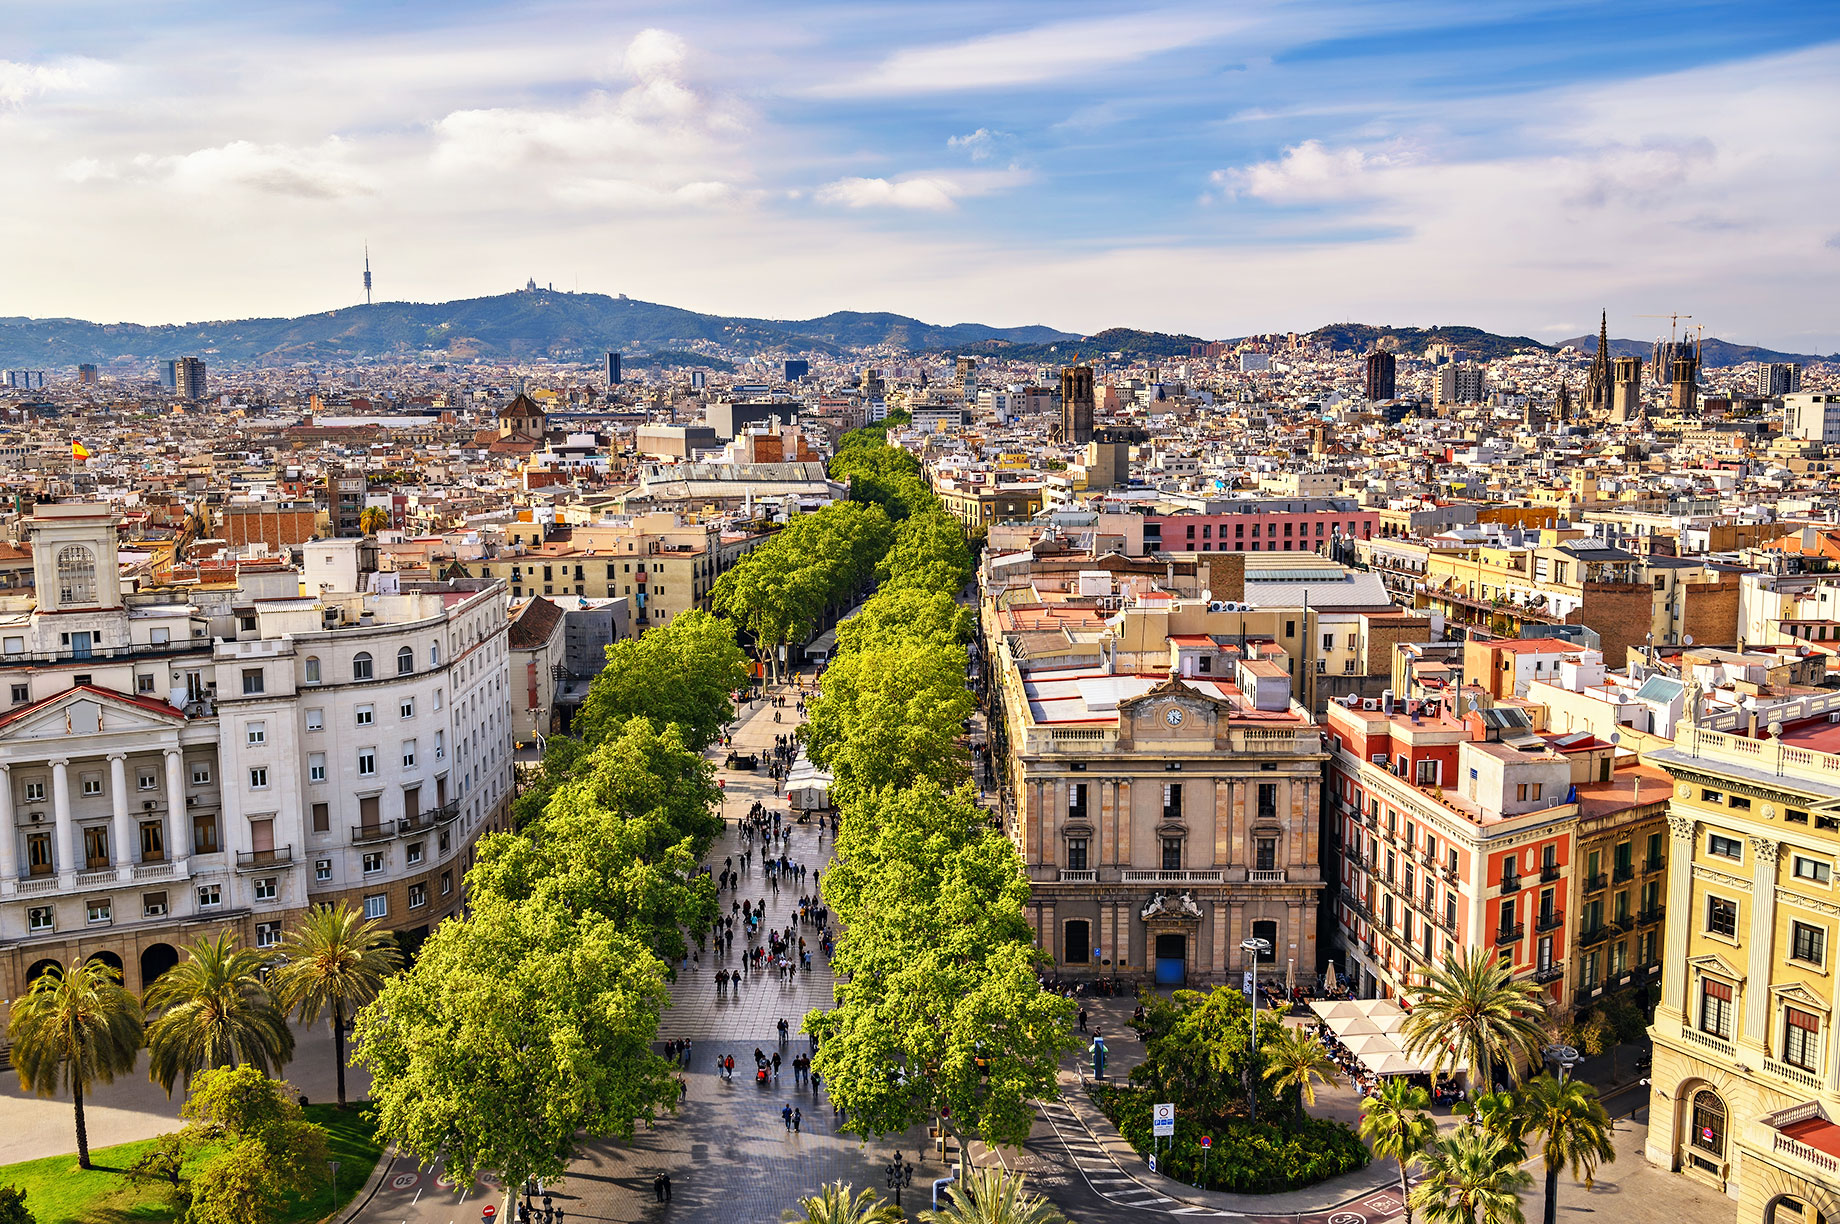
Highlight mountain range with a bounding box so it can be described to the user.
[1557,333,1837,367]
[0,290,1077,369]
[0,290,1829,370]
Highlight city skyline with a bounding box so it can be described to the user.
[3,1,1839,349]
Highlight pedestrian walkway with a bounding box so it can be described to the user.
[547,679,951,1224]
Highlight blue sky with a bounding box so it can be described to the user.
[4,1,1839,350]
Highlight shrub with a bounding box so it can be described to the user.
[1090,1083,1368,1193]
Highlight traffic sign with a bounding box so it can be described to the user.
[1152,1102,1175,1137]
[1200,1135,1212,1149]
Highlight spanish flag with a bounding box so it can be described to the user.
[72,441,91,461]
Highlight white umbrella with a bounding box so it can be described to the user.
[1340,1034,1398,1058]
[1310,1001,1365,1021]
[1335,1017,1388,1037]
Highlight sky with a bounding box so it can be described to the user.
[4,1,1840,351]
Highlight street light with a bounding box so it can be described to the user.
[886,1151,914,1208]
[1241,936,1273,1123]
[329,1161,340,1208]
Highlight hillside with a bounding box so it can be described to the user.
[1304,323,1551,361]
[944,327,1208,363]
[1558,334,1836,368]
[0,291,1076,369]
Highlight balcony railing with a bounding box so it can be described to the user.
[1637,906,1665,926]
[1248,869,1288,883]
[235,846,293,871]
[1583,872,1607,893]
[1495,922,1525,943]
[1540,864,1562,883]
[1120,869,1223,884]
[1055,869,1097,883]
[1579,925,1610,947]
[1613,863,1635,883]
[1643,857,1666,876]
[352,823,393,845]
[1499,876,1522,896]
[1533,963,1565,984]
[1763,1057,1825,1094]
[1615,914,1636,932]
[1536,909,1565,932]
[1678,1023,1734,1058]
[1774,1130,1840,1177]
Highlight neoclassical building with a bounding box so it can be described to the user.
[1645,698,1840,1224]
[992,622,1326,987]
[0,504,513,1032]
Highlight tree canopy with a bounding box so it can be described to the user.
[353,893,679,1190]
[802,635,973,800]
[573,609,748,751]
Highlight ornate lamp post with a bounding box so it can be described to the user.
[885,1150,914,1208]
[1241,935,1272,1122]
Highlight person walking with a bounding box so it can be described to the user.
[782,1101,793,1131]
[662,1174,673,1203]
[654,1174,667,1203]
[792,1107,802,1134]
[1078,1006,1088,1033]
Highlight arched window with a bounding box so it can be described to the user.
[1690,1089,1726,1157]
[352,652,373,681]
[397,646,414,675]
[304,656,321,684]
[57,546,96,605]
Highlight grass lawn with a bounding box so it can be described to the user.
[0,1103,383,1224]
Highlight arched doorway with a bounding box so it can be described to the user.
[1681,1086,1728,1183]
[24,958,62,987]
[1762,1195,1818,1224]
[139,943,179,992]
[85,950,124,982]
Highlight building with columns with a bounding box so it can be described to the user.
[991,622,1326,988]
[0,504,513,1035]
[1644,702,1840,1221]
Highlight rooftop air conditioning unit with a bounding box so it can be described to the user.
[1362,698,1380,710]
[187,795,198,807]
[29,811,43,822]
[143,800,156,811]
[145,903,167,917]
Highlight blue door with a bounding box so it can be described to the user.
[1154,933,1186,986]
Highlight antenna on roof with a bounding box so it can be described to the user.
[363,243,373,306]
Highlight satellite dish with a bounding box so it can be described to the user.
[1683,635,1693,646]
[1466,694,1481,713]
[1609,731,1621,744]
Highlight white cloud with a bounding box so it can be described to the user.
[0,56,110,105]
[816,176,963,211]
[1212,139,1416,203]
[151,138,375,199]
[947,128,1002,161]
[814,11,1247,95]
[429,28,747,208]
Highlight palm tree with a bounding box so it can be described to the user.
[358,505,391,535]
[7,959,144,1168]
[1360,1078,1439,1224]
[1402,949,1547,1094]
[919,1167,1066,1224]
[1463,1091,1528,1158]
[1262,1024,1341,1122]
[1517,1075,1615,1224]
[1411,1126,1533,1224]
[783,1181,904,1224]
[144,930,295,1096]
[270,902,403,1108]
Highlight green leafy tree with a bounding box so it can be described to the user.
[1262,1025,1341,1121]
[179,1066,331,1224]
[918,1167,1066,1224]
[1516,1074,1615,1224]
[511,734,590,829]
[810,784,1074,1152]
[125,1132,191,1215]
[468,717,721,963]
[0,1186,29,1224]
[1401,949,1547,1094]
[782,1181,904,1224]
[144,931,295,1096]
[1410,1126,1532,1224]
[6,958,144,1169]
[1127,987,1283,1121]
[270,901,404,1109]
[834,586,971,653]
[803,636,973,799]
[573,609,748,751]
[353,893,679,1190]
[1359,1078,1439,1224]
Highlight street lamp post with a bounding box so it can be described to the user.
[1543,1043,1581,1083]
[885,1151,914,1208]
[1241,936,1273,1123]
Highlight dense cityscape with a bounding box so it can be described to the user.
[6,4,1840,1224]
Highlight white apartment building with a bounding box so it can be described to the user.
[0,504,512,1024]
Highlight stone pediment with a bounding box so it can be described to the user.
[1118,675,1231,712]
[1685,951,1744,985]
[1771,980,1831,1013]
[0,685,186,746]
